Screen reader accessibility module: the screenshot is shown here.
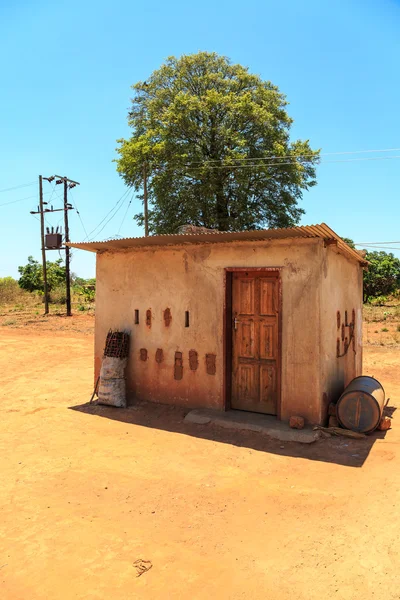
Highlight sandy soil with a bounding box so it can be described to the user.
[0,319,399,599]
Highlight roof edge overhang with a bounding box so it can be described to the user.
[68,223,368,267]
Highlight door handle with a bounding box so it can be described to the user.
[234,317,239,331]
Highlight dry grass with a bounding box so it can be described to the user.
[363,302,400,323]
[363,299,400,347]
[0,285,94,324]
[0,278,39,307]
[1,289,399,348]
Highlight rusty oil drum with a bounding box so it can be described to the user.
[336,376,385,433]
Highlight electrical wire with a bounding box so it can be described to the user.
[117,190,134,236]
[184,155,400,171]
[90,190,131,240]
[43,182,63,210]
[186,147,400,165]
[0,181,36,193]
[355,241,400,245]
[0,190,53,208]
[84,187,132,241]
[68,187,89,240]
[355,246,400,251]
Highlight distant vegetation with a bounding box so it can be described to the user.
[343,238,400,304]
[0,257,95,310]
[3,246,400,310]
[0,277,28,305]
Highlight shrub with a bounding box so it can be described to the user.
[0,277,27,305]
[369,295,388,307]
[49,285,67,304]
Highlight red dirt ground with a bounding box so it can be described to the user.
[0,317,399,599]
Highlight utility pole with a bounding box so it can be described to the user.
[39,175,49,315]
[143,163,149,237]
[55,175,79,317]
[31,174,79,317]
[63,177,72,316]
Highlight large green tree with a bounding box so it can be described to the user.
[341,238,400,302]
[363,251,400,302]
[116,52,320,233]
[18,256,66,293]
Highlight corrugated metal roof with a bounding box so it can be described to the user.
[68,223,367,265]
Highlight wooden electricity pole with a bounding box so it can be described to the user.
[63,177,72,316]
[39,175,49,315]
[143,163,149,237]
[54,175,79,316]
[31,174,79,317]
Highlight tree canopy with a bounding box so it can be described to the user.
[116,52,320,233]
[18,256,66,293]
[363,250,400,302]
[341,239,400,302]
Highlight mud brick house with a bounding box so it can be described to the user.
[70,223,367,425]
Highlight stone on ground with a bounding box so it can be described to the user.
[289,416,304,429]
[378,416,391,431]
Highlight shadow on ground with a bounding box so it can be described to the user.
[69,400,394,468]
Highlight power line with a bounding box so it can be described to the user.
[355,241,400,245]
[90,190,131,240]
[43,182,63,209]
[117,190,134,236]
[84,188,130,241]
[185,155,400,171]
[0,190,52,208]
[68,187,89,240]
[0,181,36,194]
[186,147,400,166]
[355,245,400,251]
[84,187,132,241]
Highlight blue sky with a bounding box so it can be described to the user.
[1,0,399,279]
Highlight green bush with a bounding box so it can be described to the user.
[49,285,67,304]
[73,284,95,304]
[369,295,388,307]
[363,252,400,302]
[18,256,66,293]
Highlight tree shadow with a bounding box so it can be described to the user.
[69,400,393,468]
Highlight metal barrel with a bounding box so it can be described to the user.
[336,376,385,433]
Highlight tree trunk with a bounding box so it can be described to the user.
[215,177,229,230]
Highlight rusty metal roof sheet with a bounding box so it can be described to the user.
[68,223,367,265]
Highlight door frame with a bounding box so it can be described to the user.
[223,267,283,418]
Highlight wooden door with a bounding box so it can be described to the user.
[231,271,280,414]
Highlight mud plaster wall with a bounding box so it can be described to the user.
[95,237,332,422]
[319,246,363,423]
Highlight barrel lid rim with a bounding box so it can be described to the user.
[344,375,385,396]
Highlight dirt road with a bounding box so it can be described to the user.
[0,323,399,599]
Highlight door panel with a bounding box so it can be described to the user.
[238,278,256,314]
[260,278,276,316]
[260,365,277,413]
[259,322,277,360]
[231,272,280,414]
[237,364,259,404]
[238,320,256,358]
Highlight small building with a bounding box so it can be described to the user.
[70,223,367,425]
